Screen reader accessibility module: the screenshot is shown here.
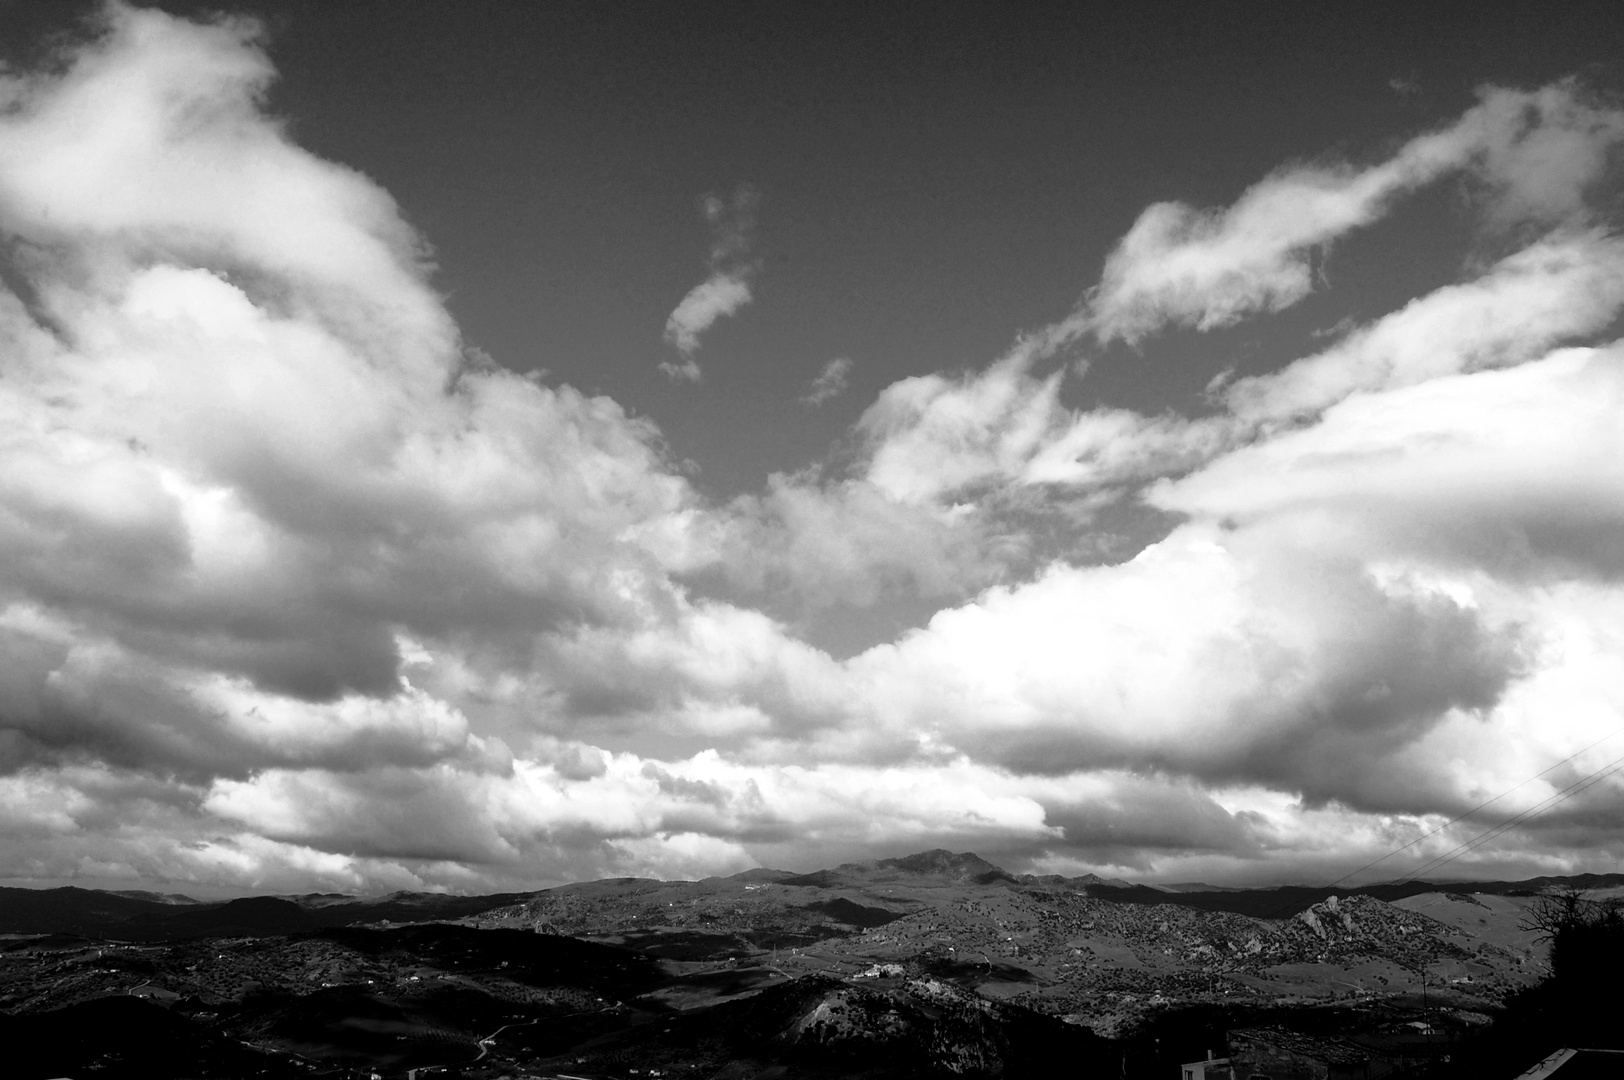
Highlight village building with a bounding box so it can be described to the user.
[1513,1048,1624,1078]
[127,982,180,1006]
[1181,1049,1232,1080]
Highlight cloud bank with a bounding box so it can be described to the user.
[3,5,1624,894]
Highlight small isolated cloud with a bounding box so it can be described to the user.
[661,186,760,380]
[657,354,705,383]
[801,357,853,406]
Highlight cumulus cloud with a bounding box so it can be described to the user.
[660,186,760,380]
[846,525,1522,794]
[718,475,1002,609]
[4,4,1624,894]
[1162,345,1624,582]
[802,356,853,405]
[0,4,752,887]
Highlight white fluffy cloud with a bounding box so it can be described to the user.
[0,5,739,885]
[3,5,1624,893]
[719,475,1004,608]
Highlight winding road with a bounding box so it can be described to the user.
[473,1015,539,1060]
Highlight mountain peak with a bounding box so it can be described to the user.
[876,850,1014,883]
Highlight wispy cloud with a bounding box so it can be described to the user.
[1071,81,1624,345]
[660,186,760,381]
[657,352,706,383]
[801,357,853,406]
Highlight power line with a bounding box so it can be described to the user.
[1323,728,1624,894]
[1256,729,1624,920]
[1390,751,1624,887]
[1386,751,1624,888]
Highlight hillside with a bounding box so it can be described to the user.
[460,851,1551,1035]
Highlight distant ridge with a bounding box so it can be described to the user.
[722,867,798,884]
[1082,872,1624,918]
[0,886,192,934]
[1152,882,1254,893]
[105,889,201,905]
[5,853,1624,936]
[1020,872,1138,889]
[168,896,314,933]
[880,849,1013,881]
[778,849,1017,888]
[0,884,538,939]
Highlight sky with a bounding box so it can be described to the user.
[0,0,1623,896]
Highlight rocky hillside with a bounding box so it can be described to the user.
[461,854,1546,1038]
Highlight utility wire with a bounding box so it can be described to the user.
[1388,752,1624,888]
[1385,751,1624,888]
[1257,728,1624,920]
[1323,728,1624,894]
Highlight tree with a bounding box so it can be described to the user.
[1520,886,1624,988]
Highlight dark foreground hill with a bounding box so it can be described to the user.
[0,922,674,1078]
[0,883,539,939]
[531,971,1117,1078]
[0,916,1118,1078]
[1,994,305,1079]
[0,885,204,934]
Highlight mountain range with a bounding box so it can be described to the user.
[2,850,1610,1077]
[3,850,1615,940]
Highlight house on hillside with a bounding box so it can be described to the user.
[1181,1050,1231,1079]
[1225,1027,1396,1080]
[1513,1048,1624,1078]
[127,982,180,1006]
